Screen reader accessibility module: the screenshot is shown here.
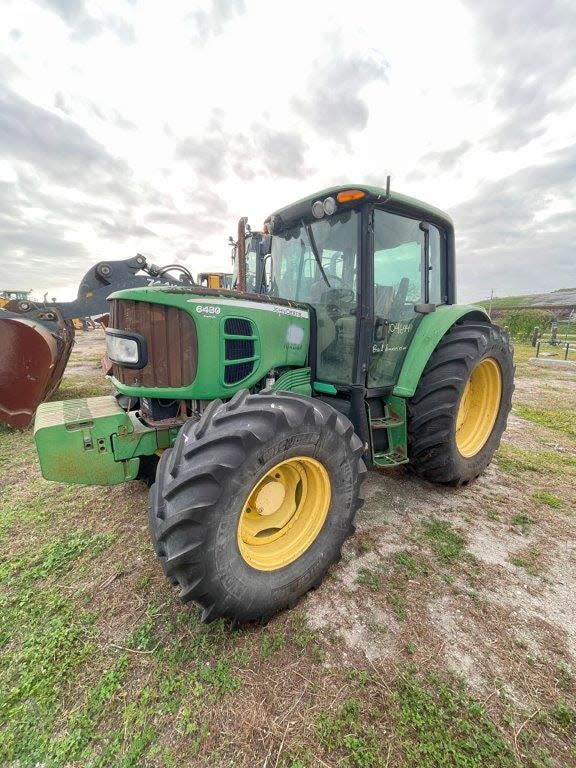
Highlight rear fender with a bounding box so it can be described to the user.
[393,305,490,398]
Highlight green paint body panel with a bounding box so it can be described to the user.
[313,381,338,395]
[273,367,312,396]
[393,305,490,398]
[34,396,177,486]
[107,286,310,401]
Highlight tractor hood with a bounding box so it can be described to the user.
[105,285,310,401]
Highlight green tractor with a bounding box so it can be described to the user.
[34,184,514,625]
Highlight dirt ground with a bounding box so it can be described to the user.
[1,331,574,768]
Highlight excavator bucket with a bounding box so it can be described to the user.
[0,309,74,429]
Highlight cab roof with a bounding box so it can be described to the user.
[267,183,453,231]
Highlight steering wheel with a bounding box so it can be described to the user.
[322,273,344,287]
[309,274,344,300]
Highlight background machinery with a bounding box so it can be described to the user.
[0,289,32,308]
[33,184,514,625]
[230,216,270,293]
[0,255,193,428]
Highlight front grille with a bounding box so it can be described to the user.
[224,317,252,336]
[223,316,258,385]
[109,299,197,388]
[225,338,254,360]
[224,362,255,384]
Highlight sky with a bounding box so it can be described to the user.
[0,0,575,303]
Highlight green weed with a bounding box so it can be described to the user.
[405,642,417,655]
[394,550,428,579]
[0,588,96,764]
[290,614,325,662]
[558,662,574,690]
[420,519,470,565]
[316,698,384,767]
[345,669,374,687]
[396,671,519,768]
[261,631,286,659]
[356,566,381,591]
[46,655,129,764]
[387,590,408,621]
[511,513,535,535]
[515,404,576,439]
[496,444,576,477]
[533,490,564,508]
[510,550,542,577]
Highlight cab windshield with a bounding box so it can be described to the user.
[270,211,360,385]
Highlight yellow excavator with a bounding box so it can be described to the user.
[0,289,32,308]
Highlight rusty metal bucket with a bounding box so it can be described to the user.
[0,308,74,429]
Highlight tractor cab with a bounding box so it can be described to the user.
[264,185,456,465]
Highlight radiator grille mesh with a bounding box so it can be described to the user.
[109,299,197,388]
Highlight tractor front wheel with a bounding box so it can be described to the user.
[148,390,366,625]
[407,320,514,485]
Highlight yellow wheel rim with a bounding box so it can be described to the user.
[237,456,331,571]
[456,357,502,458]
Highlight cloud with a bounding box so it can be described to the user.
[38,0,86,24]
[34,0,135,43]
[463,0,576,150]
[189,0,245,43]
[53,91,70,114]
[0,179,90,287]
[453,143,576,299]
[95,217,157,241]
[407,141,472,182]
[176,111,309,181]
[0,83,129,187]
[254,127,309,179]
[145,198,226,237]
[420,141,472,172]
[0,53,19,84]
[292,50,388,145]
[176,134,229,182]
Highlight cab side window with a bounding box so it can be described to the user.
[369,210,444,388]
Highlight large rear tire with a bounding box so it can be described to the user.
[407,320,514,485]
[148,390,366,625]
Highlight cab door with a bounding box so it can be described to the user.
[368,208,445,390]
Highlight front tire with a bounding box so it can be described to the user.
[407,320,514,485]
[148,390,366,624]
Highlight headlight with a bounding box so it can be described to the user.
[323,196,337,215]
[106,329,147,368]
[311,200,325,219]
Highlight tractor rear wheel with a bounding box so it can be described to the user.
[407,320,514,485]
[148,390,366,625]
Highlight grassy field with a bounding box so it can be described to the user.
[473,289,576,343]
[475,288,576,309]
[0,335,575,767]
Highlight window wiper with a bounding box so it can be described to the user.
[302,220,331,288]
